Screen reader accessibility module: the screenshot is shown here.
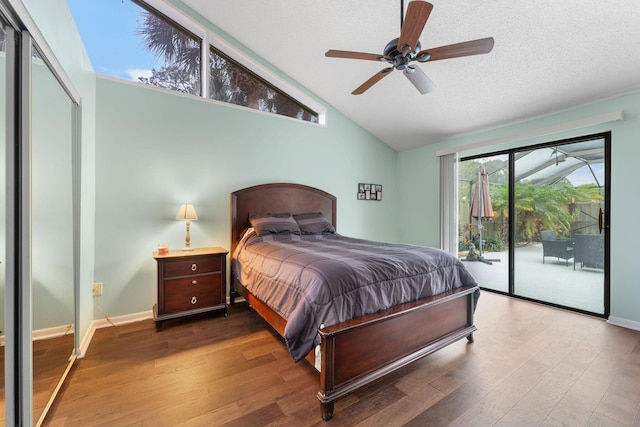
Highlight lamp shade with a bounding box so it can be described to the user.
[175,204,198,221]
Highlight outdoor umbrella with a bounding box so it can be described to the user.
[470,167,494,255]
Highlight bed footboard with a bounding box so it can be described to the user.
[317,285,478,421]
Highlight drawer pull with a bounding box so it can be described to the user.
[191,296,197,304]
[191,279,197,285]
[191,263,197,272]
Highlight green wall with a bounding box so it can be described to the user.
[93,78,398,318]
[398,92,640,325]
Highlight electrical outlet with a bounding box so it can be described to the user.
[92,282,103,296]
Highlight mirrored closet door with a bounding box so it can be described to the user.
[30,41,77,424]
[0,3,80,424]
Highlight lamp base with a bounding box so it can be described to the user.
[182,246,194,251]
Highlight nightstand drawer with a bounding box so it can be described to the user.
[163,257,221,278]
[163,274,222,313]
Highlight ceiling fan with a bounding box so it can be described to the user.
[325,0,495,95]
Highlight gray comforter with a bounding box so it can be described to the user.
[233,231,478,362]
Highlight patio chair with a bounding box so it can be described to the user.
[540,230,574,266]
[573,233,604,270]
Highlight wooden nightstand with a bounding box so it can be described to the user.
[152,246,228,331]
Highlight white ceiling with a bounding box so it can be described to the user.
[182,0,640,151]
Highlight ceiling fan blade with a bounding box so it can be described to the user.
[416,37,495,62]
[397,1,433,56]
[325,50,389,62]
[352,67,394,95]
[404,66,436,94]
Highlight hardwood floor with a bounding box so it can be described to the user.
[43,292,640,426]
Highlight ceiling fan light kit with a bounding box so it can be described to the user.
[325,0,494,95]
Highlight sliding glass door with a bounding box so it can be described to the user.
[459,133,610,317]
[458,154,509,293]
[513,137,608,314]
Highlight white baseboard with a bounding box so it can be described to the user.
[0,311,153,352]
[607,316,640,332]
[77,310,153,359]
[34,324,75,341]
[0,324,76,347]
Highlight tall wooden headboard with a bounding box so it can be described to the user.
[230,183,337,255]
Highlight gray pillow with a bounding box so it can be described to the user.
[293,212,335,234]
[249,213,301,236]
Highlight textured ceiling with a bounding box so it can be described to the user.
[182,0,640,151]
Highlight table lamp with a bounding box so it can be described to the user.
[176,203,198,251]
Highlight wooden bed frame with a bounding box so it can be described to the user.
[230,183,477,421]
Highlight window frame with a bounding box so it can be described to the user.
[132,0,204,96]
[123,0,327,124]
[209,43,319,123]
[138,0,207,96]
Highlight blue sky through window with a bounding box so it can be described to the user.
[66,0,160,81]
[566,164,604,187]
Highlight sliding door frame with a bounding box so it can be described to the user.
[461,131,611,319]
